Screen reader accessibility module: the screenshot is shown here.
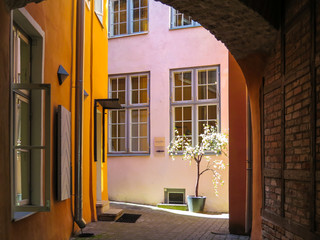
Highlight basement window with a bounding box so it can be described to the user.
[164,188,185,204]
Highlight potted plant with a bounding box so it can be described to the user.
[168,124,228,213]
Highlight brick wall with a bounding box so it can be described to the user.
[261,0,320,238]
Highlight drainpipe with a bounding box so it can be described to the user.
[75,0,86,229]
[245,95,253,234]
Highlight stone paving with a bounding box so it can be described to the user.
[71,202,250,240]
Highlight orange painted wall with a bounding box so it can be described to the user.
[228,53,247,234]
[0,0,109,239]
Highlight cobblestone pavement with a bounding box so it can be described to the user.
[71,202,250,240]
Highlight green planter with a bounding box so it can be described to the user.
[187,196,206,213]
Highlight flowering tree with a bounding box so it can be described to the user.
[168,124,228,197]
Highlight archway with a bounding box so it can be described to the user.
[153,0,281,237]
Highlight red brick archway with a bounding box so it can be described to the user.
[156,0,280,237]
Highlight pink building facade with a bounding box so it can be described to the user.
[107,0,230,212]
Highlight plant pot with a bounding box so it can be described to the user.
[187,195,206,213]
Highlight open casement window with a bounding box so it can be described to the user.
[108,73,150,155]
[109,0,148,37]
[95,0,104,24]
[170,67,220,148]
[12,84,51,213]
[11,25,50,215]
[170,8,200,29]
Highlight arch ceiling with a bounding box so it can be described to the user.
[156,0,281,60]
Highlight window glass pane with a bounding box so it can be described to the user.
[183,14,192,26]
[132,110,138,123]
[111,139,117,151]
[208,70,216,84]
[183,86,191,101]
[112,25,118,36]
[140,90,148,103]
[175,107,182,121]
[208,120,217,128]
[15,150,30,205]
[198,86,207,100]
[174,88,182,101]
[133,0,139,8]
[119,139,126,151]
[111,79,117,91]
[183,107,192,121]
[113,13,119,23]
[208,105,217,120]
[132,124,138,137]
[118,91,126,104]
[141,7,148,19]
[118,124,126,137]
[120,11,126,22]
[131,138,138,151]
[140,123,147,137]
[141,20,148,31]
[111,111,117,123]
[15,97,30,146]
[140,138,148,151]
[174,122,183,135]
[132,76,138,89]
[120,23,127,34]
[183,72,191,85]
[118,77,125,90]
[198,122,205,135]
[140,109,148,122]
[132,90,138,104]
[198,106,206,121]
[112,125,117,137]
[133,9,139,20]
[120,0,126,10]
[141,0,147,7]
[183,122,192,136]
[119,110,125,123]
[140,75,148,89]
[208,85,217,99]
[133,21,139,32]
[174,73,182,86]
[198,71,206,84]
[113,0,119,11]
[20,37,31,84]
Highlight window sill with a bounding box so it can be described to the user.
[108,31,148,40]
[108,153,150,157]
[13,211,35,222]
[169,25,201,31]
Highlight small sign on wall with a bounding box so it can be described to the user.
[154,137,165,153]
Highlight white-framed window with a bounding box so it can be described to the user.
[95,0,104,23]
[11,9,51,220]
[170,66,220,146]
[170,8,200,29]
[108,0,148,37]
[108,73,150,154]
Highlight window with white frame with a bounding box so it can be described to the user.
[170,8,200,29]
[95,0,104,23]
[108,73,149,154]
[11,10,51,219]
[109,0,148,37]
[171,66,220,147]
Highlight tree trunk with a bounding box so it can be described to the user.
[195,161,200,197]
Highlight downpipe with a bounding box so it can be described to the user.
[74,0,86,229]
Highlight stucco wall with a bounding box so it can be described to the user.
[0,0,109,239]
[107,0,229,213]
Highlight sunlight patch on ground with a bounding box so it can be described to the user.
[110,201,229,219]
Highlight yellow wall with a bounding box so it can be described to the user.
[0,0,109,239]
